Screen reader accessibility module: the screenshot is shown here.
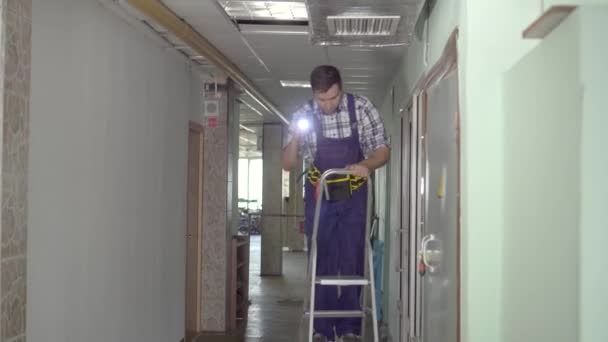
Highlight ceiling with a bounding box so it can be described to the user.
[161,0,407,124]
[149,0,412,158]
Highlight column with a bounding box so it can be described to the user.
[1,1,31,341]
[199,78,230,331]
[261,123,283,275]
[284,165,305,251]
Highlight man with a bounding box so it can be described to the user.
[282,65,390,342]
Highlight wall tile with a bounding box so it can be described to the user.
[1,1,31,340]
[200,299,226,332]
[1,257,25,340]
[200,90,230,330]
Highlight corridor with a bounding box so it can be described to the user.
[1,1,606,342]
[245,236,307,342]
[194,236,307,342]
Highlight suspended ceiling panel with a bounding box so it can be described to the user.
[219,1,309,21]
[162,0,406,124]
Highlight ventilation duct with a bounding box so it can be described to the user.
[327,15,401,36]
[305,0,425,47]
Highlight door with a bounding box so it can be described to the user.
[402,95,425,342]
[419,72,459,342]
[186,121,204,341]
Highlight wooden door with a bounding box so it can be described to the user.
[186,121,204,341]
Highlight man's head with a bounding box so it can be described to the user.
[310,65,343,114]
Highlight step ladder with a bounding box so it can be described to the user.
[302,169,379,342]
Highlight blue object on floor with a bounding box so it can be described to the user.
[372,239,384,321]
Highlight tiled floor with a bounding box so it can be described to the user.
[194,236,380,342]
[245,235,308,342]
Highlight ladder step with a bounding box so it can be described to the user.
[315,276,370,286]
[304,310,365,318]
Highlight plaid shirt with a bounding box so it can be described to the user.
[284,93,390,167]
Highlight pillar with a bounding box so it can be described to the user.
[261,123,283,275]
[1,1,31,341]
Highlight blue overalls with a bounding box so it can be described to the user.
[304,94,367,339]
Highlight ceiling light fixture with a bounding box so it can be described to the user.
[241,29,308,35]
[239,136,256,144]
[240,124,255,133]
[218,1,308,21]
[280,80,311,88]
[238,98,265,117]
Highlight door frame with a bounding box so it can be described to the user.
[186,121,204,342]
[399,95,421,341]
[402,28,461,342]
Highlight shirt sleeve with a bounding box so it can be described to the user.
[283,120,297,149]
[359,97,390,156]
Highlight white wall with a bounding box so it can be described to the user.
[28,0,197,341]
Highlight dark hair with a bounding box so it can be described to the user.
[310,65,342,92]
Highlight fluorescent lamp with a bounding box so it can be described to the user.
[280,80,311,88]
[239,24,308,35]
[241,29,308,35]
[219,1,308,21]
[238,98,265,117]
[240,124,255,133]
[239,136,256,145]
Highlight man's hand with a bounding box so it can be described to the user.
[289,127,305,141]
[345,146,390,177]
[282,119,312,171]
[282,124,305,171]
[346,163,370,177]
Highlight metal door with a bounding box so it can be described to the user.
[419,72,459,342]
[400,95,424,342]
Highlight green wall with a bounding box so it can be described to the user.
[503,12,582,342]
[379,2,608,342]
[579,7,608,342]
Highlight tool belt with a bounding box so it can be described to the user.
[307,165,366,201]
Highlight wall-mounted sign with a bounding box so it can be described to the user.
[206,116,218,128]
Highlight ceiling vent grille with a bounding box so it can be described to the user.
[327,15,401,36]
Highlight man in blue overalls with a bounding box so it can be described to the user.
[282,66,390,342]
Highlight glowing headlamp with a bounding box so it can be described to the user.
[297,118,310,132]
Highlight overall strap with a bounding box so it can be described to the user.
[346,93,359,140]
[347,93,357,124]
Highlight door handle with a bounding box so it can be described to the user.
[421,234,434,269]
[417,234,431,275]
[418,234,441,273]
